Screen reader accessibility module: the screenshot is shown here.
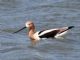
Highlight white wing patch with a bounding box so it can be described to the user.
[39,29,58,36]
[55,30,68,39]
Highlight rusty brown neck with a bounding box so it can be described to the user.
[28,25,36,38]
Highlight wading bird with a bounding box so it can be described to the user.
[14,21,74,45]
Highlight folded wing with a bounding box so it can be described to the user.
[39,29,59,38]
[38,26,74,38]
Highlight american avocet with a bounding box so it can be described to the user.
[14,21,74,45]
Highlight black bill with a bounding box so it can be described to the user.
[13,26,26,33]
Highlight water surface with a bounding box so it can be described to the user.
[0,0,80,60]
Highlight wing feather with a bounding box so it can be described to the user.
[39,29,59,38]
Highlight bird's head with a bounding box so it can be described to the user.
[25,21,35,29]
[13,21,35,33]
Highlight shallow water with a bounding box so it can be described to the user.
[0,0,80,60]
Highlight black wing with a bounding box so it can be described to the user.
[39,29,59,38]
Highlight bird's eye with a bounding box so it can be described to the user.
[28,24,30,25]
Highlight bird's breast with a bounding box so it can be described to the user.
[33,32,41,40]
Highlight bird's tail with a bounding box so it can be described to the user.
[68,26,74,30]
